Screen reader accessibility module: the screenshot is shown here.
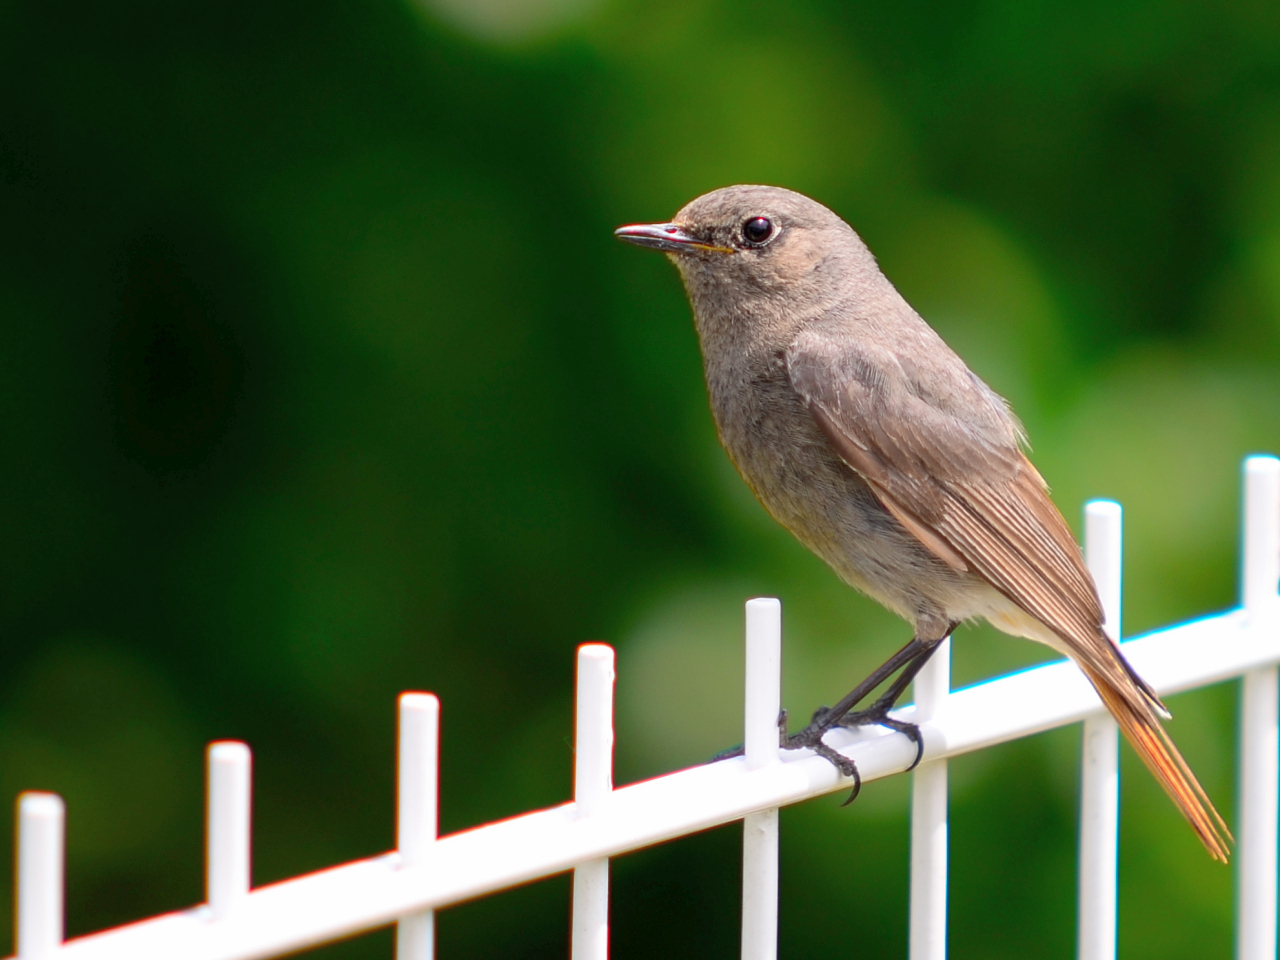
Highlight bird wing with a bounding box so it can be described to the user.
[786,319,1231,860]
[785,320,1123,690]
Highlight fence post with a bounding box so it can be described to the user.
[741,598,782,960]
[15,792,64,960]
[207,741,252,921]
[572,644,615,960]
[397,693,440,960]
[1078,501,1122,960]
[1238,455,1280,960]
[909,634,950,960]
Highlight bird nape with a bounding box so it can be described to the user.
[616,184,1231,862]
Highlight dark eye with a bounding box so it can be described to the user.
[742,216,774,244]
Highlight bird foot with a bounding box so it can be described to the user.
[834,696,926,771]
[780,693,927,805]
[780,707,864,804]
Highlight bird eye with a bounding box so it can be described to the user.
[742,216,774,245]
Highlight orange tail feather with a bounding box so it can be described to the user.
[1081,664,1232,862]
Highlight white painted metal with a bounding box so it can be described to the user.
[207,743,252,921]
[1243,456,1280,617]
[741,810,778,960]
[5,456,1280,960]
[744,598,782,771]
[1087,501,1124,645]
[15,609,1274,960]
[1078,501,1122,960]
[909,636,951,960]
[1238,455,1280,960]
[17,792,64,960]
[1239,668,1278,960]
[396,694,440,960]
[571,645,615,960]
[16,606,1275,960]
[742,598,782,960]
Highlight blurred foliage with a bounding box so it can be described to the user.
[0,0,1278,956]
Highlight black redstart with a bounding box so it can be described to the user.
[616,184,1229,861]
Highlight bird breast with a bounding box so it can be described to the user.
[699,336,972,629]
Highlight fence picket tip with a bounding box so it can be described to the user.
[1078,500,1122,960]
[740,597,781,960]
[206,741,253,922]
[397,691,440,960]
[1237,453,1279,960]
[572,643,615,960]
[16,790,65,960]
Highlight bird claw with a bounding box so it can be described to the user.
[879,716,926,770]
[777,695,926,803]
[780,709,863,802]
[835,700,927,770]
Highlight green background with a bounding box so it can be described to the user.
[2,0,1278,956]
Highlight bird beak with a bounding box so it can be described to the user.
[614,222,733,254]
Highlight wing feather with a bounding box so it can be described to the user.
[787,320,1229,858]
[788,324,1137,708]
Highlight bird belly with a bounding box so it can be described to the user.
[973,587,1076,658]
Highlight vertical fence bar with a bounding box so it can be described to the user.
[909,635,951,960]
[15,792,64,960]
[1238,455,1280,960]
[741,597,782,960]
[206,741,252,921]
[1078,500,1122,960]
[572,644,615,960]
[397,693,440,960]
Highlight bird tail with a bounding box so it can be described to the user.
[1080,662,1232,862]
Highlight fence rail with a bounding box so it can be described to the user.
[10,455,1280,960]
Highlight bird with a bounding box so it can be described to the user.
[615,184,1230,861]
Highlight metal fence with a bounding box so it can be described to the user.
[9,455,1280,960]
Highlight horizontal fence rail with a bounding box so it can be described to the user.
[8,455,1280,960]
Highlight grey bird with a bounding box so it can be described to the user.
[616,184,1230,861]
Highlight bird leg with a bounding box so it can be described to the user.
[832,643,939,765]
[711,637,930,765]
[781,629,952,803]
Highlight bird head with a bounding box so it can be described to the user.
[615,185,878,318]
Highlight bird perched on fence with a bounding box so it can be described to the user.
[615,184,1231,861]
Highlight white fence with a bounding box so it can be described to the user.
[9,456,1280,960]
